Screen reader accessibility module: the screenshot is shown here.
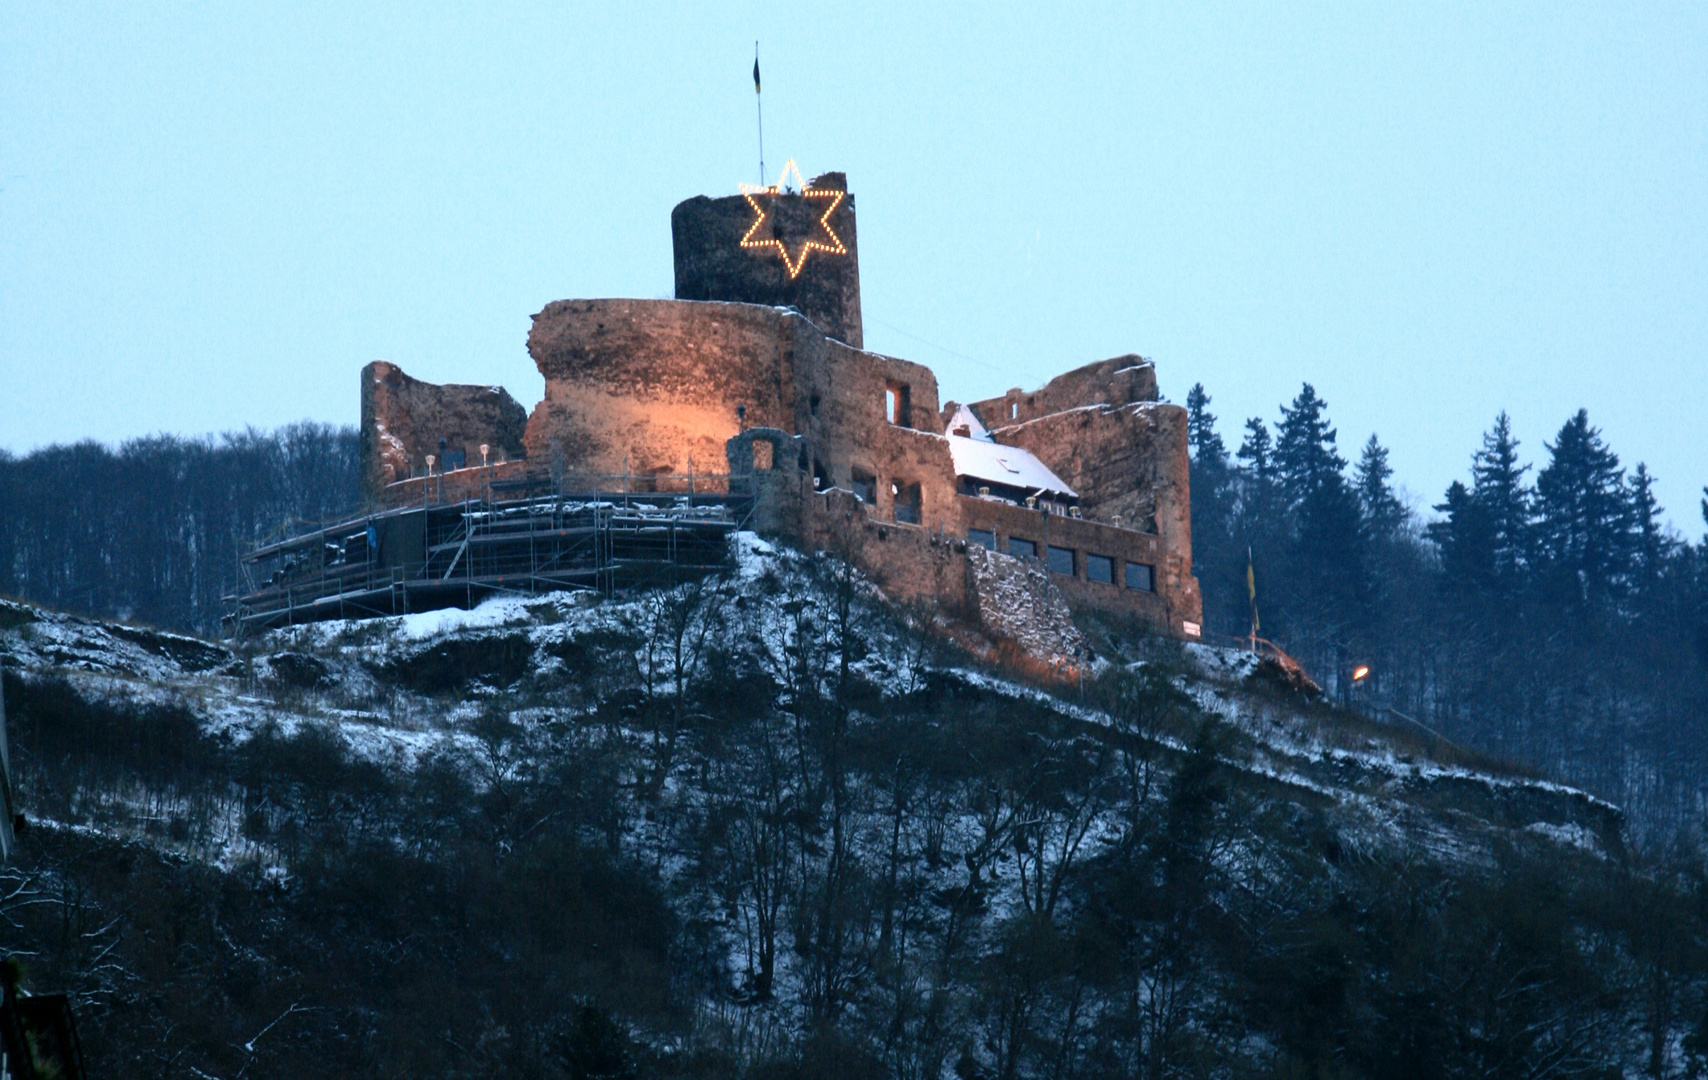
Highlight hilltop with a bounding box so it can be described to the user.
[0,538,1684,1079]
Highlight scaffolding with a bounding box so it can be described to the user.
[228,472,754,636]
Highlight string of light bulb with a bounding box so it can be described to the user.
[738,159,847,280]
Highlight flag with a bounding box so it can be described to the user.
[1247,546,1260,638]
[753,57,761,94]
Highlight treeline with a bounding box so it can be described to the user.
[1186,382,1708,839]
[0,423,359,636]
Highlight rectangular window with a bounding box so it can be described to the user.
[893,481,921,525]
[1048,545,1075,576]
[1007,537,1037,560]
[1086,554,1114,584]
[967,527,996,550]
[884,382,912,427]
[851,469,876,504]
[1125,561,1154,592]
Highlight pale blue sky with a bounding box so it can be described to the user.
[3,3,1704,529]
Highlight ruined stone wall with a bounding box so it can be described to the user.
[962,355,1158,429]
[957,495,1201,636]
[802,338,958,523]
[797,489,974,618]
[523,299,806,478]
[671,171,862,348]
[359,361,528,503]
[985,401,1193,571]
[522,296,961,528]
[942,353,1201,636]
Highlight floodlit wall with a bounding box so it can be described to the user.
[523,299,802,479]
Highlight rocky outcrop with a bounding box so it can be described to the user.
[965,545,1086,665]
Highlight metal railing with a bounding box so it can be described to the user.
[229,480,756,634]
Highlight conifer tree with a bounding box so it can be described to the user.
[1274,384,1347,508]
[1355,434,1406,539]
[1428,480,1497,591]
[1184,384,1241,633]
[1272,385,1368,670]
[1186,383,1229,466]
[1535,409,1633,600]
[1471,412,1532,585]
[1627,464,1670,588]
[1237,418,1276,488]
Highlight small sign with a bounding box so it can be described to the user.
[1182,621,1201,637]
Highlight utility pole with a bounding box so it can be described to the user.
[0,660,16,864]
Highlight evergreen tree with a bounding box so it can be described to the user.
[1237,418,1277,488]
[1236,418,1284,539]
[1184,384,1240,635]
[1534,409,1633,601]
[1355,434,1406,539]
[1470,412,1532,585]
[1186,383,1229,466]
[1274,384,1347,508]
[1274,386,1368,673]
[1627,464,1670,588]
[1427,481,1497,592]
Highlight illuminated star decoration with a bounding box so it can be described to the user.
[739,159,847,280]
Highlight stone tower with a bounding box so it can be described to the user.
[670,169,863,348]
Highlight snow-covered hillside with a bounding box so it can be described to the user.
[0,537,1658,1078]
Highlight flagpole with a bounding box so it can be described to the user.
[1247,545,1260,653]
[754,43,765,185]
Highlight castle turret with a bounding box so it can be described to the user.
[670,168,863,348]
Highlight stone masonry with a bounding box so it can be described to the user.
[359,361,528,499]
[359,170,1203,647]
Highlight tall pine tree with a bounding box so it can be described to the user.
[1355,434,1406,540]
[1273,385,1368,675]
[1535,409,1633,603]
[1471,412,1532,587]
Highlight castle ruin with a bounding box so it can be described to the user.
[238,168,1202,650]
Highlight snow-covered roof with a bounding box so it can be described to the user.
[946,435,1077,498]
[943,403,993,442]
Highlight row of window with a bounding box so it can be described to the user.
[966,528,1154,591]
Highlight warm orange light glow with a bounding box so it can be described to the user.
[1352,665,1370,682]
[738,159,848,280]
